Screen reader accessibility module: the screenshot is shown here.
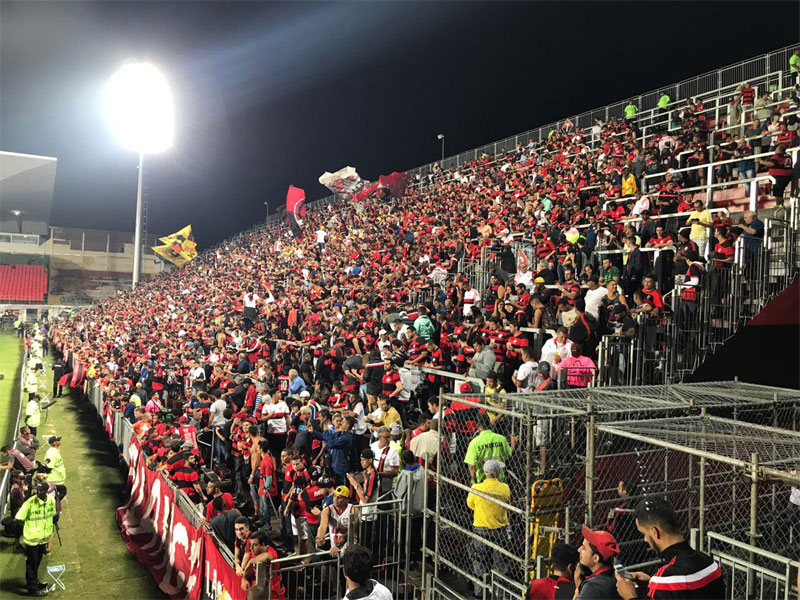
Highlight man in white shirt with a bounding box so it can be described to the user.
[369,427,400,497]
[514,347,538,393]
[514,262,534,290]
[630,193,651,217]
[461,282,481,318]
[583,276,607,320]
[209,393,228,428]
[315,227,327,253]
[540,327,572,371]
[342,544,393,600]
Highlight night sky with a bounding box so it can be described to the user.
[1,1,798,247]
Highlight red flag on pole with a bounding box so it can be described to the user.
[517,249,530,268]
[285,185,306,238]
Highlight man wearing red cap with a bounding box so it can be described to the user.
[575,525,623,599]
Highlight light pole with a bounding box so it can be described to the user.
[106,62,174,289]
[437,133,445,162]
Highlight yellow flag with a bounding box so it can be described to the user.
[152,225,197,267]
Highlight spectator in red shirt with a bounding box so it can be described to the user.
[527,542,579,599]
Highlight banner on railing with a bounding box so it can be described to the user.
[116,439,204,600]
[204,531,246,600]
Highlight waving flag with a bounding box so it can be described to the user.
[286,185,306,238]
[378,172,410,199]
[152,225,198,267]
[319,166,366,197]
[562,118,574,130]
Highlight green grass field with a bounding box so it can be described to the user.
[0,333,164,599]
[0,333,25,447]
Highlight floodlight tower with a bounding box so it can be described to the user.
[106,62,174,288]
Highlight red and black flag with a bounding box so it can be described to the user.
[286,185,306,238]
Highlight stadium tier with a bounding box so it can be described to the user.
[0,264,47,303]
[14,48,800,600]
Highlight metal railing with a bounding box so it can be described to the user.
[704,531,800,600]
[0,345,28,520]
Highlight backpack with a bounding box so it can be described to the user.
[541,303,559,330]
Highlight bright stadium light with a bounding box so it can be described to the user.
[106,61,174,288]
[106,62,174,154]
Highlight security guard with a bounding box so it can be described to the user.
[15,481,57,596]
[52,358,64,398]
[44,437,66,496]
[25,395,42,435]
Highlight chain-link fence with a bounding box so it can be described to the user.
[423,383,799,599]
[428,393,585,598]
[596,415,800,562]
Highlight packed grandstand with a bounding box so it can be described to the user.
[5,46,800,600]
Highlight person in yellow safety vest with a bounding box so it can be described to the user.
[15,481,57,596]
[624,100,638,123]
[44,437,66,491]
[25,395,42,436]
[657,91,671,111]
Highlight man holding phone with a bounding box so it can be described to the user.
[615,499,724,599]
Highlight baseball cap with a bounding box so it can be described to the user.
[361,448,375,459]
[389,423,403,436]
[36,482,50,493]
[379,329,388,335]
[533,277,545,284]
[484,459,505,475]
[48,436,61,445]
[299,390,311,398]
[581,525,620,560]
[318,477,334,488]
[334,485,350,498]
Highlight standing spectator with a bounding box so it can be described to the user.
[15,482,57,596]
[526,542,579,600]
[657,91,671,114]
[558,344,596,388]
[467,459,510,600]
[467,337,495,381]
[576,526,622,599]
[759,143,794,205]
[262,391,290,460]
[370,427,400,498]
[685,199,713,258]
[615,499,725,600]
[394,449,426,564]
[514,346,539,393]
[232,517,251,578]
[341,544,393,600]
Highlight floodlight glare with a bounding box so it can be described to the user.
[106,62,174,153]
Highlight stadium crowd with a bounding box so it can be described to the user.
[33,83,800,599]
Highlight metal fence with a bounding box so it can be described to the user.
[423,383,800,599]
[0,347,29,520]
[595,415,800,561]
[704,531,800,600]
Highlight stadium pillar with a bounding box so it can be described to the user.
[585,402,595,524]
[132,151,144,288]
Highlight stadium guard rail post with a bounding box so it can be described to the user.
[0,345,28,520]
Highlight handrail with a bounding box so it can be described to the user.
[0,343,28,520]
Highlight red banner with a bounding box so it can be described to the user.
[204,531,246,600]
[116,440,204,600]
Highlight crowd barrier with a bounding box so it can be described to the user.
[83,379,244,600]
[0,347,28,520]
